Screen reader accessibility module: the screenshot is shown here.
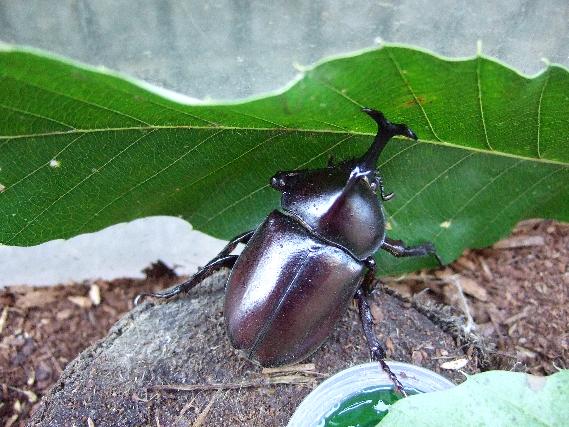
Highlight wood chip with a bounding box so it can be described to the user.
[89,284,101,306]
[504,307,531,325]
[27,370,35,386]
[152,375,315,393]
[493,235,545,249]
[384,282,412,299]
[17,289,62,309]
[440,358,468,370]
[385,336,395,355]
[8,386,38,403]
[192,391,219,427]
[0,306,8,334]
[67,296,92,308]
[5,414,18,427]
[434,268,454,279]
[370,303,383,323]
[262,363,315,375]
[22,389,37,403]
[411,350,423,364]
[516,345,538,359]
[479,258,494,281]
[455,256,477,271]
[456,277,488,301]
[56,309,74,321]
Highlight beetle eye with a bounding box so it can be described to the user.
[369,181,378,192]
[270,175,287,190]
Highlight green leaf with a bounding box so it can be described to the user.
[379,370,569,427]
[1,44,568,274]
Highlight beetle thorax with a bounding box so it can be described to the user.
[273,167,386,260]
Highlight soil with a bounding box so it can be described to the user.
[0,220,567,426]
[382,219,568,375]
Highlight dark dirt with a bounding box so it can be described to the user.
[0,220,567,426]
[383,219,568,375]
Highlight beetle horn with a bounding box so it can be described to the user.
[359,108,418,171]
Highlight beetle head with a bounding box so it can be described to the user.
[270,171,303,192]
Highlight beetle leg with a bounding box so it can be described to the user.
[362,257,377,296]
[355,288,407,396]
[378,176,394,201]
[381,237,443,266]
[134,230,255,305]
[134,255,239,305]
[207,229,255,263]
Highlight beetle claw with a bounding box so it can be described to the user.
[404,127,418,141]
[375,354,408,397]
[434,253,444,267]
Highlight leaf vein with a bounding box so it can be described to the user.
[229,109,285,128]
[6,130,156,243]
[105,83,219,127]
[74,129,225,233]
[0,102,75,130]
[390,152,475,220]
[479,166,566,235]
[312,78,365,108]
[476,56,493,150]
[204,134,355,224]
[378,141,420,168]
[432,159,525,241]
[3,75,152,127]
[536,68,551,159]
[169,131,287,216]
[0,126,567,167]
[3,133,87,192]
[387,50,442,142]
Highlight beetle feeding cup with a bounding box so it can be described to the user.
[288,361,455,427]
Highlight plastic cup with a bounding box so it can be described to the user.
[288,361,455,427]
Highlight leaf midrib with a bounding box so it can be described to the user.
[0,124,566,167]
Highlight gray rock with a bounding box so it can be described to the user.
[29,272,476,426]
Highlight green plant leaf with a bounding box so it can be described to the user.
[379,370,569,427]
[1,45,568,274]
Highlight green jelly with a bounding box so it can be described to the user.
[323,386,419,427]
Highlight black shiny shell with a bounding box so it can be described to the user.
[272,164,386,260]
[224,210,365,367]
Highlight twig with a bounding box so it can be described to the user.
[383,273,443,284]
[6,385,38,403]
[151,374,317,393]
[177,394,199,419]
[504,306,531,325]
[447,275,475,333]
[192,390,219,427]
[45,346,63,375]
[0,306,8,334]
[261,363,315,375]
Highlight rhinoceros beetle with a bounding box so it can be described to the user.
[135,108,441,394]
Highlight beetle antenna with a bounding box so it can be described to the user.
[359,108,417,172]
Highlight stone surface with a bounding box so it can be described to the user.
[29,272,477,426]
